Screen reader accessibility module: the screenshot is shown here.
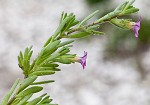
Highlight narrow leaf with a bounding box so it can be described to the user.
[11,98,21,105]
[16,86,43,98]
[19,51,23,60]
[78,10,99,27]
[39,96,51,104]
[31,80,55,85]
[53,59,72,64]
[66,32,91,38]
[123,0,135,11]
[115,1,128,11]
[123,8,139,14]
[17,75,37,93]
[43,40,61,54]
[26,97,42,105]
[0,79,20,105]
[35,66,60,72]
[53,16,70,39]
[41,98,52,104]
[29,71,55,76]
[71,20,80,26]
[59,11,64,24]
[18,56,23,68]
[61,15,75,33]
[42,63,59,68]
[17,94,33,105]
[60,54,76,58]
[96,10,121,23]
[43,36,52,47]
[58,40,74,47]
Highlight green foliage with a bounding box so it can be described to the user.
[117,0,139,15]
[65,32,91,38]
[96,0,139,23]
[78,10,99,27]
[17,75,37,93]
[31,80,54,85]
[0,0,140,105]
[0,79,20,105]
[16,86,43,98]
[18,46,33,77]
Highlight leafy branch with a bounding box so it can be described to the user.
[0,0,140,105]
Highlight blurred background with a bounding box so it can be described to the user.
[0,0,150,105]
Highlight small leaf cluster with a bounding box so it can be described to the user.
[109,0,139,29]
[18,40,76,78]
[18,46,33,77]
[58,11,104,39]
[30,39,76,77]
[96,0,139,22]
[116,0,139,15]
[0,76,57,105]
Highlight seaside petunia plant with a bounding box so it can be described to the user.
[0,0,141,105]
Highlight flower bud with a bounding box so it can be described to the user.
[110,17,141,37]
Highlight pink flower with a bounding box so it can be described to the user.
[131,17,141,38]
[78,51,87,69]
[69,51,87,69]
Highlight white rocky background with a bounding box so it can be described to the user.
[0,0,150,105]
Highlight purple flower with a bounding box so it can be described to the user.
[131,17,141,38]
[69,51,87,69]
[78,51,87,69]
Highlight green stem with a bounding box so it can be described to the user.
[67,14,119,35]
